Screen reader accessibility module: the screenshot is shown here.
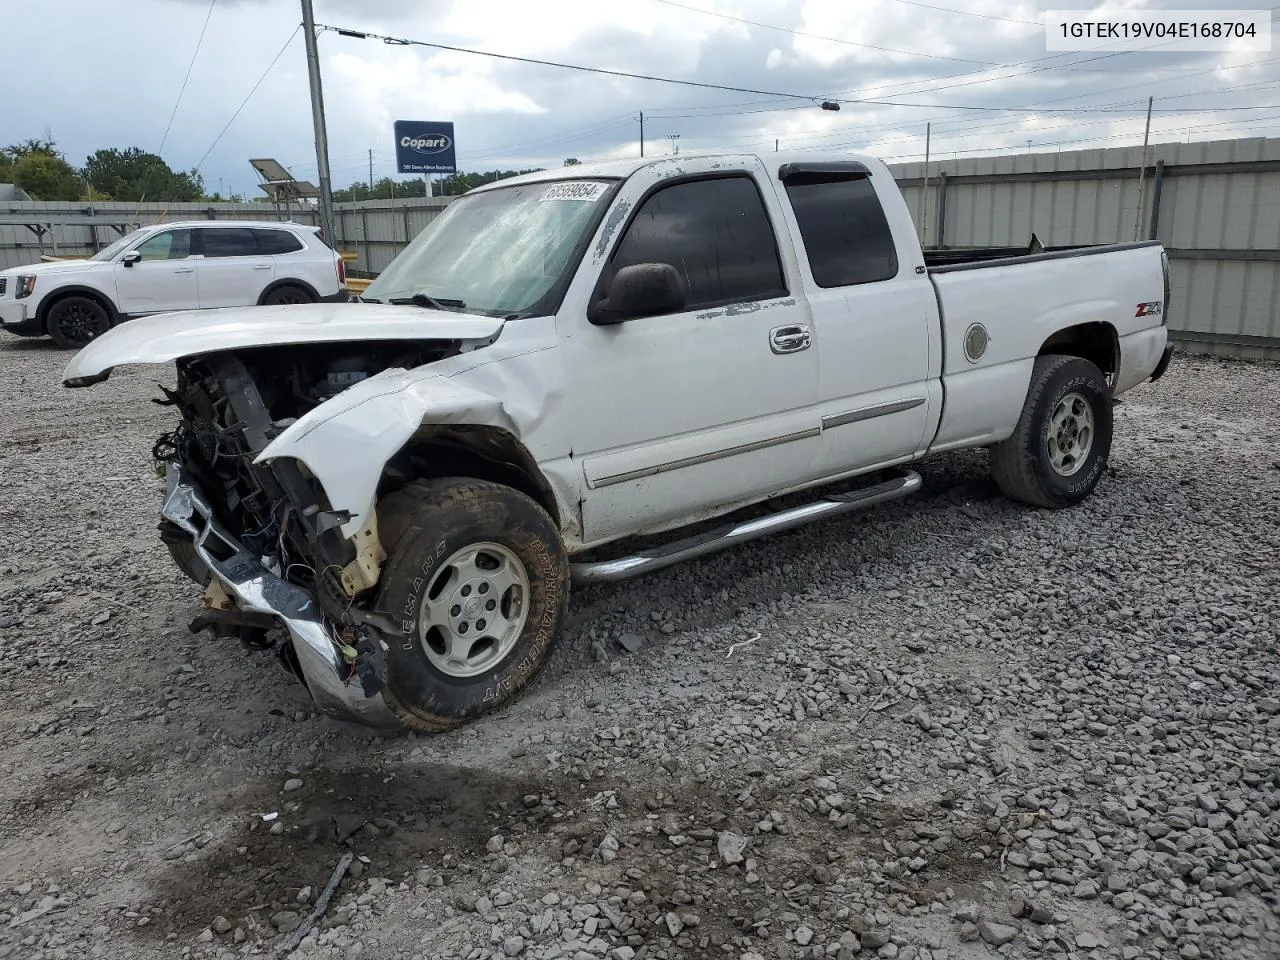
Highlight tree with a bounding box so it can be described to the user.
[1,140,81,200]
[329,169,542,203]
[10,152,82,200]
[564,158,581,166]
[4,138,57,161]
[82,147,203,202]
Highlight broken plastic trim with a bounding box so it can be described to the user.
[160,464,398,728]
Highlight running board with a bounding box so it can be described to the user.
[570,470,922,585]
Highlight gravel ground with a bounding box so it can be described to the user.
[0,337,1277,960]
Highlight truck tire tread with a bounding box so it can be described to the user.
[990,354,1112,509]
[372,477,570,732]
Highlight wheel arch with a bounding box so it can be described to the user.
[257,277,320,305]
[36,285,121,329]
[377,424,562,527]
[1037,321,1119,383]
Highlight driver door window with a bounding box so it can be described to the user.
[605,175,787,313]
[135,229,193,261]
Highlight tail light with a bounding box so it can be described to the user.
[337,257,347,287]
[1160,250,1171,323]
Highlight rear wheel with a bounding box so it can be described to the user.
[374,478,570,731]
[46,295,112,349]
[990,354,1113,508]
[262,284,315,306]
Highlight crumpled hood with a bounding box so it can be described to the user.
[62,301,506,387]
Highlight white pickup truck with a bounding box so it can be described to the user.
[63,151,1174,731]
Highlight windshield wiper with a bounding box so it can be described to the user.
[388,292,468,311]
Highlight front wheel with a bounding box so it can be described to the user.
[46,296,112,349]
[990,354,1114,508]
[373,478,570,732]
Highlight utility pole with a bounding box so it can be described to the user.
[301,0,336,243]
[920,122,931,246]
[368,148,374,197]
[639,112,644,158]
[667,133,680,155]
[1134,95,1154,241]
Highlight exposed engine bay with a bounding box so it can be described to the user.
[152,341,459,635]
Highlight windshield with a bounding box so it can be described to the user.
[90,229,148,262]
[363,179,617,317]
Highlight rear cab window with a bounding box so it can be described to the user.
[606,174,788,313]
[780,167,899,287]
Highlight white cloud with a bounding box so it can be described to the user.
[0,0,1274,196]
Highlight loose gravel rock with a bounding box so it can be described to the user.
[0,342,1277,960]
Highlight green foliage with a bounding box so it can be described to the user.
[82,147,203,202]
[3,138,57,161]
[331,168,542,203]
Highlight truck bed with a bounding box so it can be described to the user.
[924,237,1156,271]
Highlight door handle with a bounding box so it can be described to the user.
[173,268,195,275]
[252,264,272,270]
[769,323,811,354]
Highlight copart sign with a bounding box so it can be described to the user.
[394,120,457,174]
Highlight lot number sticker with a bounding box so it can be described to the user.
[540,181,607,202]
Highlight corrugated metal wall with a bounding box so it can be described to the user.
[330,197,451,275]
[4,137,1278,358]
[890,136,1280,359]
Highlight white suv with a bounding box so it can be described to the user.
[0,220,348,348]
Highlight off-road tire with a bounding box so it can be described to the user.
[990,354,1113,509]
[373,478,570,732]
[46,295,112,349]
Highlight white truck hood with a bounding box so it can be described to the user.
[62,302,507,387]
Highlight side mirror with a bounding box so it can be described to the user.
[121,250,141,268]
[588,262,687,325]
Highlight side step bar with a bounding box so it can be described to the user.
[570,469,922,585]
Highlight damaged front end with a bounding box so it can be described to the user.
[150,343,463,727]
[160,461,396,725]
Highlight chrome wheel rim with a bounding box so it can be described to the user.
[416,542,529,678]
[1048,391,1095,477]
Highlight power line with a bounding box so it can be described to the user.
[192,24,301,172]
[319,23,840,105]
[317,21,1261,117]
[883,0,1039,25]
[650,0,1002,65]
[158,0,217,159]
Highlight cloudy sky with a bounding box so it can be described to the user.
[2,0,1276,198]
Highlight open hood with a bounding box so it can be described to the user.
[62,301,507,387]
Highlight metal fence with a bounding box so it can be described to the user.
[890,136,1280,360]
[3,136,1279,359]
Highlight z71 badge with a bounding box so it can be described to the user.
[1136,301,1162,318]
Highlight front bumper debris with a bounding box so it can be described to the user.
[159,463,397,728]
